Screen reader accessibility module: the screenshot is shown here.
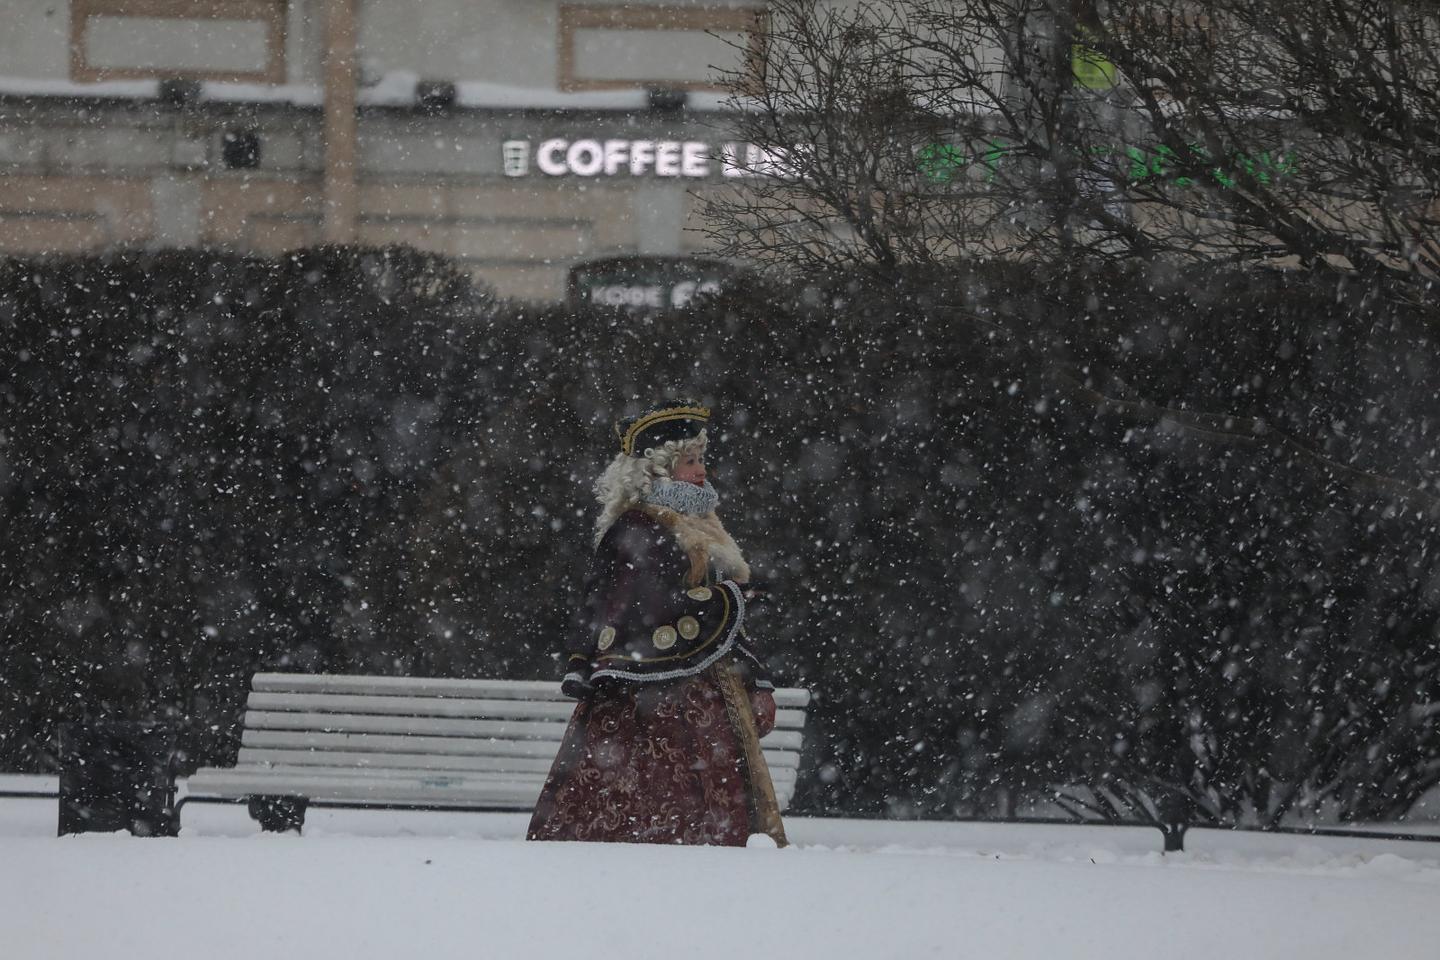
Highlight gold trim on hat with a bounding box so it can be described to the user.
[621,405,710,456]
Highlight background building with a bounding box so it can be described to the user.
[0,0,765,300]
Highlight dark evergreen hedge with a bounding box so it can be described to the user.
[2,246,1437,825]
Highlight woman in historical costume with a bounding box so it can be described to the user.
[527,402,788,847]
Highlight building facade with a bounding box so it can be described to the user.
[0,0,766,300]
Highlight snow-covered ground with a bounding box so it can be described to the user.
[4,794,1439,960]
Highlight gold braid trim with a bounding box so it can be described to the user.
[621,405,710,456]
[712,662,788,847]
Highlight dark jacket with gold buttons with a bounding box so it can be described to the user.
[561,508,771,697]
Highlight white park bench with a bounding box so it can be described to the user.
[180,672,812,832]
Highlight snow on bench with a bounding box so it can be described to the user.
[0,773,59,799]
[181,673,812,832]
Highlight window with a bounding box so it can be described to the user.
[1113,3,1218,92]
[71,0,287,84]
[558,4,764,92]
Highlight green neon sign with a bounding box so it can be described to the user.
[917,141,1298,190]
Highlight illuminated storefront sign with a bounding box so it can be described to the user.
[916,140,1298,189]
[568,256,742,310]
[586,278,722,308]
[502,138,792,179]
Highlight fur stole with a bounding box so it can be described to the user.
[638,504,752,587]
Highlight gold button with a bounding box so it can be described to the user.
[597,626,616,650]
[652,625,678,650]
[677,615,700,640]
[686,587,712,601]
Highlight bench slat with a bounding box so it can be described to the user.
[237,748,557,775]
[186,769,796,810]
[186,770,545,807]
[244,711,568,741]
[244,711,805,750]
[0,773,58,796]
[236,736,806,771]
[244,692,809,730]
[220,764,797,790]
[251,673,811,708]
[248,692,573,721]
[252,674,567,700]
[238,743,802,772]
[242,729,564,759]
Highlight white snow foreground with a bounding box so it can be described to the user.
[3,806,1439,960]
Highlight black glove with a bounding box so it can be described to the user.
[741,577,774,605]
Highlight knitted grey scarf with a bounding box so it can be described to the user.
[643,478,720,516]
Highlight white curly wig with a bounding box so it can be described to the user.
[593,428,708,543]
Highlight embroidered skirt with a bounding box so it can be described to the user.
[527,665,783,846]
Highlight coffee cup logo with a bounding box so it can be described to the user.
[501,140,530,177]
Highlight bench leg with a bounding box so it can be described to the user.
[248,795,308,833]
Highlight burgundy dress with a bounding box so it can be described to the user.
[527,507,783,846]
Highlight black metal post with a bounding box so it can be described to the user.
[1158,790,1192,852]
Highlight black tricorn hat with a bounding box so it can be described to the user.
[616,402,710,457]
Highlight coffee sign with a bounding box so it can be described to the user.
[502,138,791,179]
[587,278,722,309]
[568,256,742,310]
